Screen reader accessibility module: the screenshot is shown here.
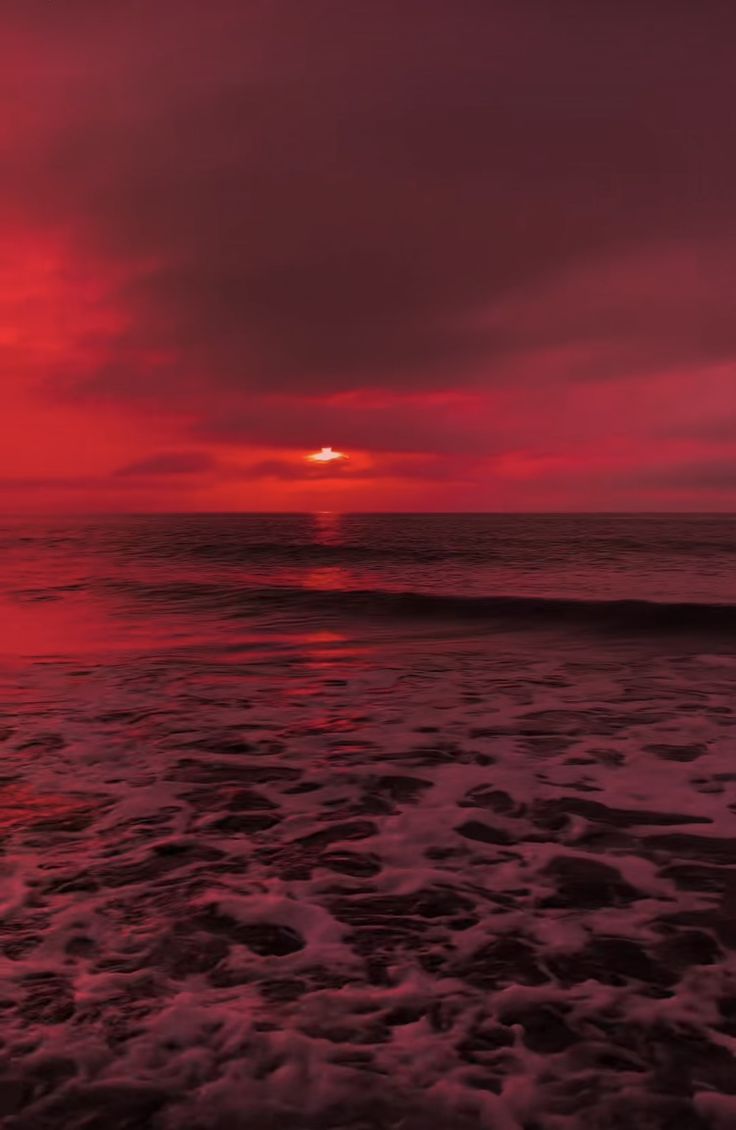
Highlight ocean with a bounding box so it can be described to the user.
[1,513,735,1129]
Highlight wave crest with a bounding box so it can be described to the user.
[118,579,736,634]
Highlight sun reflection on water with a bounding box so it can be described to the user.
[311,510,343,547]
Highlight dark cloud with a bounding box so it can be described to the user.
[243,454,454,481]
[114,451,219,477]
[664,411,736,443]
[111,450,454,486]
[245,458,353,481]
[4,0,736,417]
[0,476,100,491]
[194,395,500,455]
[642,458,736,492]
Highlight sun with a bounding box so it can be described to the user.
[306,446,348,464]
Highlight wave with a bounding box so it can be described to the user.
[251,587,736,633]
[181,541,444,562]
[114,534,736,566]
[115,579,736,634]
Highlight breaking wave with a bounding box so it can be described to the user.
[117,580,736,634]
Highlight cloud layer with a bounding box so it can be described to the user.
[1,2,734,508]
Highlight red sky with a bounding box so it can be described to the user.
[1,1,735,512]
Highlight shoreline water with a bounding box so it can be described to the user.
[0,515,734,1128]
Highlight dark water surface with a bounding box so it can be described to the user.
[0,515,735,1128]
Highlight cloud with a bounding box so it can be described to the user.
[1,3,735,510]
[114,451,219,477]
[245,458,353,481]
[641,458,736,492]
[4,2,736,410]
[242,453,456,481]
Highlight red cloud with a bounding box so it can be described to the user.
[1,4,735,510]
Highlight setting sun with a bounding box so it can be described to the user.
[305,446,348,464]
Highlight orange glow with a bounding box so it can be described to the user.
[305,446,348,464]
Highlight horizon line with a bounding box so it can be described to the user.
[1,510,734,518]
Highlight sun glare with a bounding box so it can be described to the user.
[306,446,348,464]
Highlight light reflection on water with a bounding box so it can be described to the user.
[0,513,734,658]
[303,566,349,591]
[0,514,734,1127]
[311,510,344,547]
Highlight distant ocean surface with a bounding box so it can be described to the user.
[1,514,735,1130]
[2,513,735,653]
